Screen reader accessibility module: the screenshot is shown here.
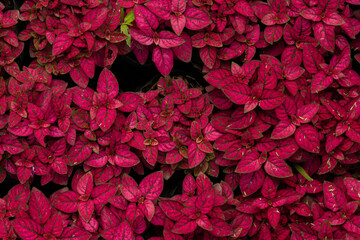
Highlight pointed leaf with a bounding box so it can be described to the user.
[295,125,320,153]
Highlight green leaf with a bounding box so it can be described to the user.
[124,11,135,25]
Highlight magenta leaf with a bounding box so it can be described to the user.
[264,156,293,178]
[344,178,360,201]
[324,181,347,212]
[29,188,51,225]
[152,46,173,76]
[264,25,283,45]
[172,216,197,234]
[97,68,119,98]
[53,191,79,213]
[271,120,296,139]
[158,31,185,48]
[69,141,92,166]
[295,124,320,153]
[184,7,212,30]
[12,218,43,239]
[139,171,163,200]
[344,216,360,235]
[311,71,333,93]
[83,7,108,31]
[313,22,335,52]
[134,5,159,30]
[222,83,251,105]
[239,169,265,197]
[52,33,74,56]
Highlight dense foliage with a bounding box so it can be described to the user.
[1,0,360,239]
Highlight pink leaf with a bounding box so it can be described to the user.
[114,150,140,167]
[83,7,108,31]
[68,141,92,166]
[259,90,286,110]
[139,171,163,200]
[53,191,79,213]
[76,171,93,196]
[344,216,360,235]
[145,0,171,20]
[324,181,347,212]
[159,200,184,221]
[78,200,94,222]
[52,33,74,56]
[344,178,360,201]
[172,32,192,62]
[295,124,320,153]
[313,22,335,52]
[80,57,95,79]
[134,5,159,30]
[60,227,92,240]
[170,14,186,36]
[271,120,296,139]
[96,107,116,132]
[172,216,197,234]
[158,31,185,48]
[311,71,333,93]
[209,218,233,237]
[222,83,251,105]
[239,169,265,197]
[97,68,119,98]
[29,188,51,225]
[264,25,283,45]
[199,45,217,69]
[235,151,261,173]
[12,218,43,239]
[264,156,293,178]
[152,46,173,76]
[184,7,212,30]
[70,67,89,88]
[296,104,319,123]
